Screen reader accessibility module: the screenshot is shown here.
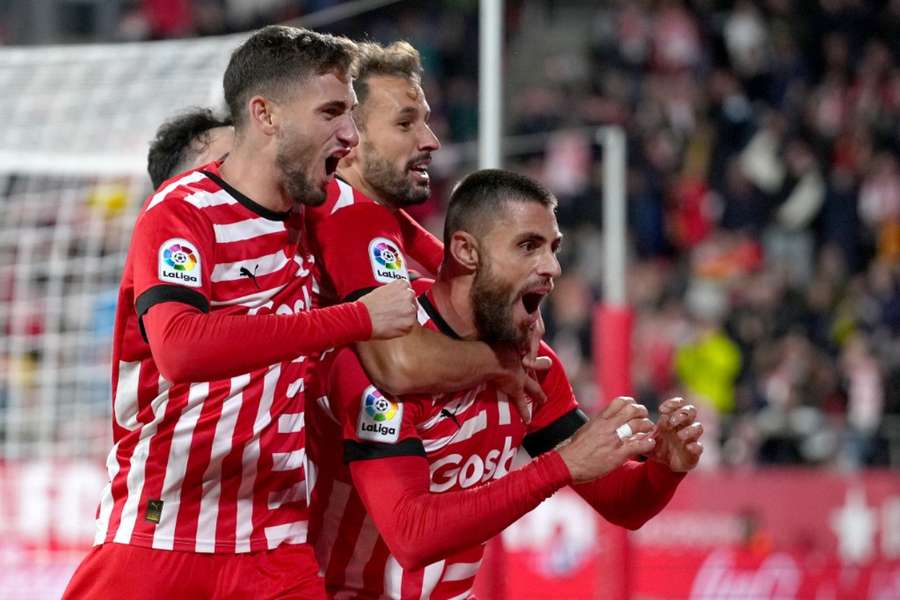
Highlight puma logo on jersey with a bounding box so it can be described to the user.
[429,435,518,492]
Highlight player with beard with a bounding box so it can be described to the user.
[63,27,417,600]
[309,170,704,599]
[304,41,547,413]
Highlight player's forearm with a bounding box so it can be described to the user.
[144,300,371,383]
[571,460,685,530]
[355,326,503,395]
[352,451,571,571]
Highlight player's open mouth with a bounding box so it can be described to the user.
[325,148,350,177]
[408,157,431,181]
[521,291,545,314]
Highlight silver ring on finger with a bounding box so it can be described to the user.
[615,423,633,441]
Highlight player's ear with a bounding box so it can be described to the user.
[449,231,479,271]
[248,95,277,136]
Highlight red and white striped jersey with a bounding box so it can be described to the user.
[97,162,318,554]
[306,178,414,305]
[308,284,582,599]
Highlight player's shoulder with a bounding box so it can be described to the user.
[309,178,382,218]
[143,163,229,216]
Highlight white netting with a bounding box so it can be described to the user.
[0,35,241,461]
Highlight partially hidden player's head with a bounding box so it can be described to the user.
[443,169,561,346]
[147,108,235,189]
[223,25,360,206]
[338,40,440,208]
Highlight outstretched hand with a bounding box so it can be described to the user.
[649,397,704,472]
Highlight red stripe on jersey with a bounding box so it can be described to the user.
[172,378,231,548]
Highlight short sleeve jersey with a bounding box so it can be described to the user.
[308,280,586,600]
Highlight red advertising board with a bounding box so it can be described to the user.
[1,461,899,599]
[479,469,900,599]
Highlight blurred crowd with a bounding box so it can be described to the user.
[3,0,898,469]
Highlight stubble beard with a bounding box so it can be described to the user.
[276,128,327,207]
[360,139,429,207]
[471,255,528,346]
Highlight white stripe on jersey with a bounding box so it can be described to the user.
[264,519,308,549]
[211,250,289,283]
[194,373,250,553]
[113,377,171,544]
[443,561,481,582]
[420,559,447,599]
[234,365,280,552]
[416,300,430,326]
[152,382,210,550]
[147,171,207,210]
[384,556,403,600]
[278,412,304,434]
[93,446,122,544]
[209,284,287,308]
[272,449,305,472]
[422,410,488,453]
[344,515,382,593]
[331,179,356,214]
[114,360,142,431]
[213,217,285,244]
[268,481,306,510]
[287,377,304,398]
[497,395,511,425]
[315,480,353,576]
[183,187,239,210]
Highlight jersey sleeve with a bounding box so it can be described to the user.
[396,208,444,275]
[131,196,215,322]
[326,346,425,462]
[312,203,411,301]
[522,342,587,457]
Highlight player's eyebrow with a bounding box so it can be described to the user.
[397,106,420,118]
[318,99,352,114]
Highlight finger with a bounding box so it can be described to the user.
[612,402,649,427]
[667,405,698,429]
[513,395,533,424]
[523,376,547,406]
[600,396,635,419]
[622,433,655,456]
[686,441,704,456]
[678,422,704,443]
[625,417,654,436]
[522,355,552,371]
[657,396,686,415]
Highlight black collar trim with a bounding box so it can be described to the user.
[418,292,462,340]
[201,170,292,222]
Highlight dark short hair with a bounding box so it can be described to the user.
[147,108,232,189]
[443,169,558,247]
[224,25,357,130]
[353,41,423,126]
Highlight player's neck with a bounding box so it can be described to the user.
[219,143,294,214]
[336,166,396,210]
[430,275,478,340]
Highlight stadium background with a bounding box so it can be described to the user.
[0,0,899,598]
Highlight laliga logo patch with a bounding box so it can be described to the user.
[158,238,202,288]
[357,385,402,443]
[368,237,409,284]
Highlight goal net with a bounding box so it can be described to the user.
[0,35,239,598]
